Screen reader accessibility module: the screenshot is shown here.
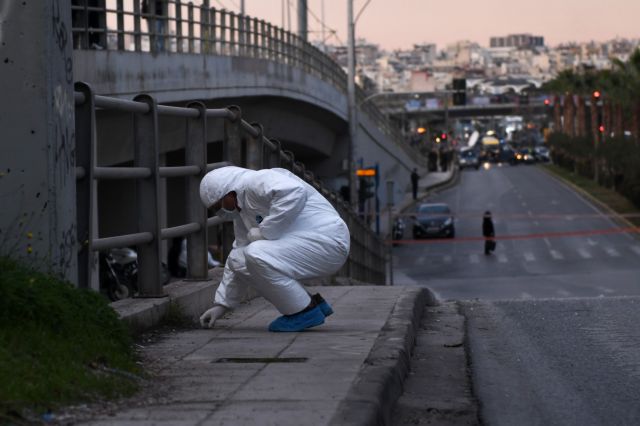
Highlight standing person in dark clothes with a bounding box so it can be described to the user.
[482,211,496,255]
[411,168,420,200]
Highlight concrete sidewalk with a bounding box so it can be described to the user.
[62,168,457,425]
[72,286,434,426]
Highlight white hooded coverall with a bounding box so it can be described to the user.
[199,167,350,315]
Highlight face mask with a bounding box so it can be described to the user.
[216,207,240,221]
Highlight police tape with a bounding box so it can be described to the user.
[388,226,640,244]
[373,212,640,220]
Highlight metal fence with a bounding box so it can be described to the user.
[70,0,422,163]
[74,82,386,297]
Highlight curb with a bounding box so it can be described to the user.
[329,287,438,426]
[538,165,639,233]
[110,269,224,333]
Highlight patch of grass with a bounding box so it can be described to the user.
[543,164,640,227]
[0,257,140,421]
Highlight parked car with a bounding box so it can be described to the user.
[533,146,550,162]
[413,203,455,239]
[458,149,480,170]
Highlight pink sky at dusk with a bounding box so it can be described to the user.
[234,0,640,50]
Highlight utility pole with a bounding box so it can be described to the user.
[347,0,358,209]
[298,0,307,41]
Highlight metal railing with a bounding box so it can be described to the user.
[70,0,423,164]
[74,81,386,297]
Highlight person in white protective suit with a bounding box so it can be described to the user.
[198,166,351,332]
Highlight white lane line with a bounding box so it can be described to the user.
[443,255,452,263]
[630,246,640,256]
[578,248,592,259]
[544,238,552,248]
[497,253,508,263]
[596,286,615,294]
[550,249,564,260]
[556,289,571,297]
[587,238,598,246]
[521,201,528,207]
[523,252,536,262]
[469,254,480,264]
[604,247,621,257]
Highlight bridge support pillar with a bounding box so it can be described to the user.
[0,1,77,283]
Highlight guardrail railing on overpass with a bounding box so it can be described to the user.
[70,0,423,164]
[74,82,386,297]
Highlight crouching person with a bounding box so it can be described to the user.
[198,166,350,332]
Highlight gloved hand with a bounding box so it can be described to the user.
[199,304,228,328]
[247,227,265,243]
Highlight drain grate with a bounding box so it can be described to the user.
[214,357,308,364]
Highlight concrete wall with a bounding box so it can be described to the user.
[0,1,77,281]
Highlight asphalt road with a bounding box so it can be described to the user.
[462,297,640,426]
[393,164,640,300]
[391,164,640,425]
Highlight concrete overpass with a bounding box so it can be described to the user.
[1,1,421,285]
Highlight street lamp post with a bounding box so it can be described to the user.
[386,180,395,286]
[347,0,358,209]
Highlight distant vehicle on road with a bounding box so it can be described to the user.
[458,149,480,170]
[534,146,550,162]
[515,148,536,164]
[413,203,455,239]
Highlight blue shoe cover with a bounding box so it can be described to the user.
[318,300,334,317]
[268,305,325,332]
[312,293,334,317]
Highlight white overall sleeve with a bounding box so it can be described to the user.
[246,176,307,240]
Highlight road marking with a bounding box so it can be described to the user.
[587,238,598,246]
[520,292,534,299]
[443,255,452,263]
[630,245,640,256]
[521,201,528,207]
[550,249,564,260]
[578,248,592,259]
[533,221,540,226]
[556,289,571,297]
[469,254,479,264]
[596,286,615,294]
[565,215,575,221]
[604,247,620,257]
[544,237,552,248]
[497,253,508,263]
[551,200,559,205]
[523,252,536,262]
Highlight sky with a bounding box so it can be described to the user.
[219,0,640,51]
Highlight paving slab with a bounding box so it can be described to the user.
[73,286,433,426]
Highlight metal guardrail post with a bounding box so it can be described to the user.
[185,101,209,279]
[116,0,125,50]
[246,123,264,170]
[268,139,281,168]
[221,105,242,261]
[229,11,236,55]
[133,94,164,297]
[133,0,142,51]
[201,2,210,54]
[75,82,97,291]
[175,0,183,53]
[188,2,194,53]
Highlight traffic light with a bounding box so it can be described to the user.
[358,176,375,204]
[544,98,550,106]
[441,132,448,141]
[452,78,466,106]
[593,90,601,99]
